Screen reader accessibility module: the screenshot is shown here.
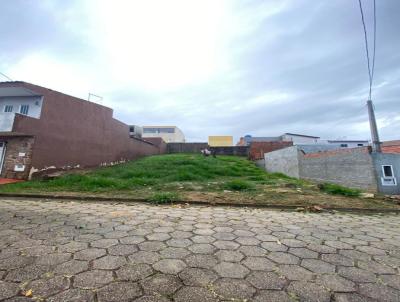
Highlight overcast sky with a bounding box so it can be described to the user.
[1,0,399,142]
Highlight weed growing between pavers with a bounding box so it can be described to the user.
[148,192,181,204]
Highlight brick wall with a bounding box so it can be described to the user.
[300,147,378,191]
[1,136,34,179]
[249,141,293,160]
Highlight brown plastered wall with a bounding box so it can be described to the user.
[5,82,160,171]
[249,141,293,160]
[0,136,34,179]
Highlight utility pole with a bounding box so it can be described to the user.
[367,99,381,152]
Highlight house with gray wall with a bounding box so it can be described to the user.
[264,146,400,194]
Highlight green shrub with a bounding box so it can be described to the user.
[148,192,181,204]
[224,180,254,191]
[318,183,361,197]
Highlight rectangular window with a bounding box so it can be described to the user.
[382,165,394,178]
[340,144,348,147]
[357,144,364,146]
[19,105,29,115]
[4,105,13,112]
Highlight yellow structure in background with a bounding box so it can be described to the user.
[208,136,233,147]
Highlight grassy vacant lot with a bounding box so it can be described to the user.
[0,154,397,209]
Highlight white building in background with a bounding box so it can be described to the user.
[142,126,185,143]
[281,133,320,144]
[325,140,370,148]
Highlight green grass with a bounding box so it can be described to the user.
[318,183,361,197]
[148,192,181,204]
[224,180,254,191]
[0,154,387,209]
[1,154,282,193]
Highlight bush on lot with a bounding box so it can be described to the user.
[318,183,361,197]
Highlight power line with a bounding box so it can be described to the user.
[0,71,13,81]
[357,0,376,100]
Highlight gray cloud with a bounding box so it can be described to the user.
[1,0,399,143]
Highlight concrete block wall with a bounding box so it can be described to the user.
[300,148,378,191]
[264,146,301,178]
[210,146,249,156]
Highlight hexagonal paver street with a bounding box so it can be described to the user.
[0,198,399,301]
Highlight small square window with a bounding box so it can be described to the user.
[382,165,394,178]
[4,105,13,113]
[20,105,29,115]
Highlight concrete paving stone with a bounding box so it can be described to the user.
[169,231,192,239]
[103,231,129,239]
[358,260,397,274]
[188,243,216,254]
[316,274,356,292]
[117,263,153,281]
[174,286,217,302]
[28,276,70,298]
[74,234,103,242]
[212,278,256,300]
[5,264,47,282]
[138,241,166,252]
[333,293,375,302]
[58,241,88,253]
[6,297,43,302]
[185,254,218,269]
[321,253,354,266]
[93,255,126,270]
[280,239,307,248]
[108,244,138,256]
[338,266,377,283]
[214,262,250,278]
[256,234,278,241]
[54,259,88,275]
[212,232,236,240]
[133,296,171,302]
[153,226,174,233]
[246,271,286,289]
[277,264,314,280]
[47,288,95,302]
[20,245,55,256]
[128,251,161,264]
[356,245,387,256]
[159,247,190,259]
[253,290,292,302]
[307,243,337,253]
[359,283,400,301]
[235,236,260,245]
[90,238,119,248]
[179,267,218,286]
[237,246,267,257]
[213,226,233,233]
[325,240,354,250]
[0,256,35,270]
[0,281,20,300]
[128,229,152,236]
[166,238,192,248]
[267,252,299,264]
[340,237,369,246]
[97,281,142,302]
[141,274,182,296]
[153,259,186,274]
[35,253,71,266]
[340,249,372,261]
[380,274,400,290]
[191,235,215,243]
[287,281,331,302]
[146,233,171,241]
[212,240,239,250]
[215,250,244,262]
[288,247,318,259]
[261,241,288,252]
[74,270,114,289]
[119,236,146,244]
[242,256,276,271]
[272,231,296,239]
[233,230,255,237]
[74,248,106,261]
[301,259,336,274]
